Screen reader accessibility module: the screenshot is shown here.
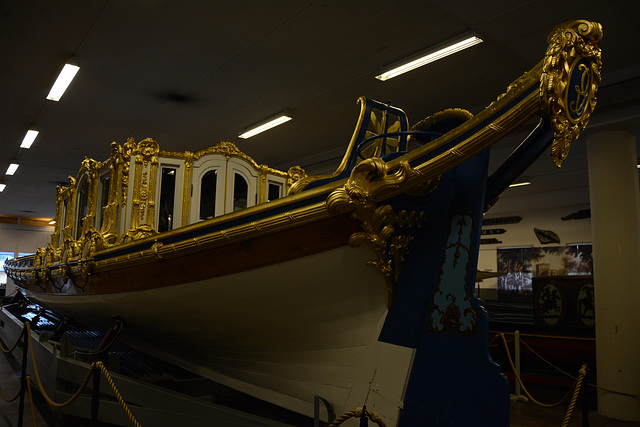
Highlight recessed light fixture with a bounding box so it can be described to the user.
[6,163,19,175]
[0,184,5,192]
[47,63,80,101]
[375,33,483,81]
[20,129,39,149]
[509,180,531,188]
[239,114,292,139]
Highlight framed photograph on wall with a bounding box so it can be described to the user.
[497,244,592,302]
[0,251,14,273]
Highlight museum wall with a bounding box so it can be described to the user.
[0,222,53,295]
[477,203,592,299]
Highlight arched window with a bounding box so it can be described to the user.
[157,167,176,231]
[75,177,90,240]
[59,199,68,246]
[199,170,217,220]
[97,173,111,231]
[233,173,248,211]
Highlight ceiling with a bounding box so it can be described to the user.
[1,0,639,223]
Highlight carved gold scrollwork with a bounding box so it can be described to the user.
[138,138,160,158]
[181,151,194,226]
[60,264,70,285]
[79,260,93,282]
[286,165,307,188]
[119,224,156,244]
[151,239,164,260]
[405,174,441,198]
[34,248,46,283]
[120,137,137,208]
[541,20,603,167]
[81,227,109,259]
[327,158,425,307]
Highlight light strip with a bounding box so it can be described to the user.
[509,181,531,188]
[20,130,39,149]
[0,184,5,192]
[6,163,19,175]
[239,115,292,139]
[376,35,483,81]
[46,63,80,101]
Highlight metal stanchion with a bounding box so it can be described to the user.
[510,330,528,402]
[17,324,28,427]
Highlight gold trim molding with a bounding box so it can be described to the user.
[541,20,603,167]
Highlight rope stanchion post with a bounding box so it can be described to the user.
[2,315,146,427]
[561,363,588,427]
[499,333,572,408]
[328,407,386,427]
[581,364,590,427]
[91,368,101,427]
[25,376,37,427]
[499,332,595,426]
[510,330,528,402]
[89,320,122,426]
[359,405,368,426]
[18,323,29,427]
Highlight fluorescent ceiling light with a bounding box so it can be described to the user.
[46,63,80,101]
[6,163,19,175]
[509,181,531,188]
[0,184,5,192]
[239,114,292,139]
[376,34,483,81]
[20,129,39,149]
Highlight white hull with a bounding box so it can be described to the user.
[27,245,413,423]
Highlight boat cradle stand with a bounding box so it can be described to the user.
[0,302,303,427]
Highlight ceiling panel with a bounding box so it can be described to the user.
[1,0,638,221]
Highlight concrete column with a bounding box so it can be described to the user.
[587,129,640,421]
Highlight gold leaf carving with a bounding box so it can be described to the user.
[286,165,308,187]
[151,239,164,260]
[541,20,603,167]
[119,224,157,244]
[327,158,425,307]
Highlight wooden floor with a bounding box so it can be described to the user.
[509,385,640,427]
[511,399,640,426]
[0,349,49,427]
[2,349,639,426]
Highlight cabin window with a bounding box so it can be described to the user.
[97,174,111,231]
[233,173,248,211]
[267,182,282,202]
[158,167,176,232]
[59,199,68,246]
[199,170,217,220]
[75,178,90,240]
